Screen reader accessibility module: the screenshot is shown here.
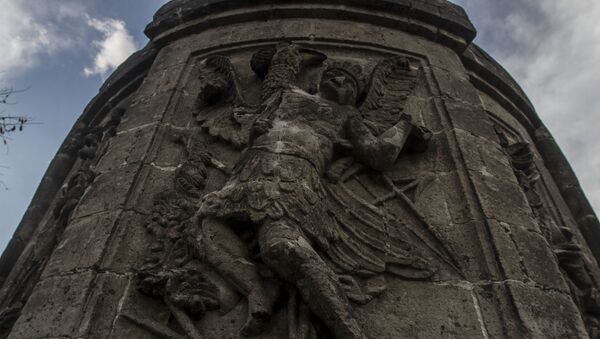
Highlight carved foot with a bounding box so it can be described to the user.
[241,290,274,337]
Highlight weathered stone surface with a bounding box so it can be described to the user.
[356,280,487,338]
[117,91,172,132]
[76,273,131,339]
[95,124,157,173]
[8,271,96,339]
[444,99,498,142]
[1,1,597,338]
[73,163,140,218]
[41,211,121,278]
[508,282,588,338]
[99,211,151,274]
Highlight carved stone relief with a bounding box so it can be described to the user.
[132,44,462,339]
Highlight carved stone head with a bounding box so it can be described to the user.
[320,61,365,106]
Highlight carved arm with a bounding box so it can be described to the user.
[260,44,303,101]
[261,44,326,102]
[346,113,413,171]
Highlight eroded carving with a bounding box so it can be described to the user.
[498,129,600,338]
[135,44,461,339]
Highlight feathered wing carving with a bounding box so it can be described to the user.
[322,169,463,305]
[322,56,462,296]
[195,55,258,149]
[359,56,419,135]
[325,181,434,279]
[324,172,462,278]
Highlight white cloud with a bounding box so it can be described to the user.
[0,1,74,74]
[454,0,600,213]
[83,17,137,78]
[0,0,137,80]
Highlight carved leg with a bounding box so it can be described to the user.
[197,217,278,337]
[258,221,366,339]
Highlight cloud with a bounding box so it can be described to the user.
[453,0,600,212]
[0,1,76,75]
[83,17,138,78]
[0,0,137,80]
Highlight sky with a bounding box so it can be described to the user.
[0,0,598,253]
[452,0,600,215]
[0,0,168,252]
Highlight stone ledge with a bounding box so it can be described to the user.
[145,0,476,51]
[461,44,538,129]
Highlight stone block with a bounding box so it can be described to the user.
[108,284,173,339]
[507,281,588,338]
[100,211,152,274]
[145,126,189,169]
[456,222,504,281]
[136,63,186,97]
[357,280,486,338]
[410,171,471,226]
[404,96,444,134]
[505,223,568,290]
[77,273,131,339]
[486,220,529,282]
[9,271,95,339]
[96,124,157,173]
[124,165,177,214]
[165,86,198,128]
[473,283,523,338]
[454,128,516,182]
[445,99,498,142]
[429,131,456,173]
[117,91,174,132]
[469,171,537,231]
[74,163,141,219]
[429,65,480,104]
[150,41,192,71]
[42,210,120,279]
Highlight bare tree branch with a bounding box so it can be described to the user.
[0,86,31,145]
[0,81,32,188]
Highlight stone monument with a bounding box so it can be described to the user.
[0,1,599,338]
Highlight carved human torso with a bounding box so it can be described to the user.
[200,87,348,245]
[251,87,352,173]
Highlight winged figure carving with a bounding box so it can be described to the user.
[139,44,461,339]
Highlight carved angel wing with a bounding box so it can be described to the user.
[323,163,462,279]
[325,181,460,279]
[195,55,258,148]
[359,56,419,135]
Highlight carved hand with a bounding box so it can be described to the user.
[250,118,273,142]
[346,112,414,171]
[271,43,326,68]
[271,43,303,67]
[380,113,412,148]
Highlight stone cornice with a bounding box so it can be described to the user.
[145,0,477,51]
[461,44,539,130]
